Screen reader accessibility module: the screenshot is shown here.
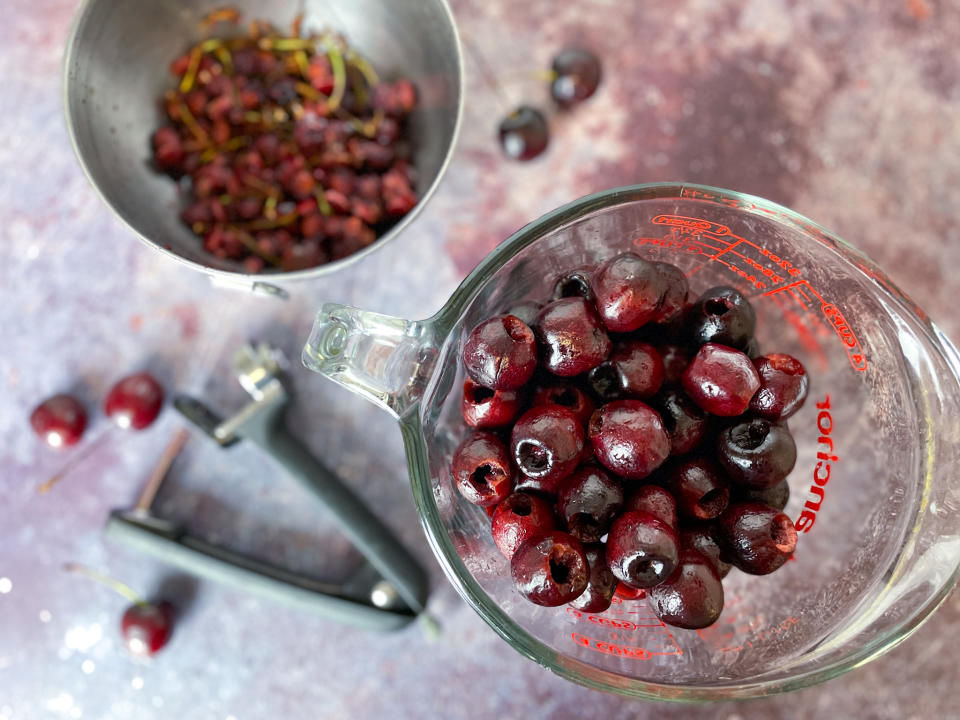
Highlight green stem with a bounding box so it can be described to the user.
[63,563,146,606]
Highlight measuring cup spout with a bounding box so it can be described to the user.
[302,304,438,419]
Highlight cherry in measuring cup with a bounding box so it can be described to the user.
[454,252,810,629]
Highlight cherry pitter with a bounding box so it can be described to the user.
[106,342,431,632]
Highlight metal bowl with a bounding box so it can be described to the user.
[64,0,463,291]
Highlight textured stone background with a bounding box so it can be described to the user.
[1,0,959,718]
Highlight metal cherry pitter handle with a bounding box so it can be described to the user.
[105,342,431,632]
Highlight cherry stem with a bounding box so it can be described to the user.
[37,428,112,494]
[63,563,147,606]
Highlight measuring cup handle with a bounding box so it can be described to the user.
[302,304,438,419]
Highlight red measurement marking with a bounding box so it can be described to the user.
[651,214,734,237]
[766,282,867,372]
[570,633,652,659]
[567,608,684,658]
[637,214,868,373]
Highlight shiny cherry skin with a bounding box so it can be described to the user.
[451,432,514,506]
[736,479,791,511]
[717,417,797,489]
[556,466,624,542]
[511,531,589,606]
[462,314,537,390]
[679,526,732,578]
[461,379,522,429]
[590,252,667,333]
[550,48,602,108]
[30,394,87,448]
[624,484,678,529]
[605,510,679,588]
[651,262,689,325]
[716,501,798,575]
[568,544,617,613]
[651,388,709,455]
[105,373,164,430]
[682,343,761,417]
[649,549,724,629]
[588,400,671,480]
[121,601,175,656]
[588,341,664,401]
[534,298,611,377]
[750,353,809,420]
[686,286,756,350]
[498,106,549,161]
[510,405,585,491]
[665,457,730,521]
[658,344,690,386]
[531,382,595,427]
[491,492,558,559]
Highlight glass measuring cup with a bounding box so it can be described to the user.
[302,183,960,700]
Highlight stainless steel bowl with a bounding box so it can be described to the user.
[64,0,463,291]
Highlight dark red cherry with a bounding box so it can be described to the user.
[648,549,724,629]
[451,432,514,507]
[511,531,589,606]
[588,400,670,480]
[568,544,617,613]
[462,315,538,390]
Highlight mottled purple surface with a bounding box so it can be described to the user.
[2,0,960,718]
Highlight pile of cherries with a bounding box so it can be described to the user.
[152,15,418,272]
[452,252,808,629]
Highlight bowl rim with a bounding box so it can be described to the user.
[403,181,960,701]
[62,0,465,290]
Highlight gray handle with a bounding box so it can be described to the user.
[106,512,415,631]
[249,422,430,615]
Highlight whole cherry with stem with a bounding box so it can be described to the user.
[64,563,175,656]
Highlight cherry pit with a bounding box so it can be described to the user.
[452,251,808,629]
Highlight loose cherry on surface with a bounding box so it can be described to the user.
[30,394,87,448]
[105,373,165,430]
[549,48,602,108]
[122,601,176,656]
[64,563,175,656]
[498,106,550,161]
